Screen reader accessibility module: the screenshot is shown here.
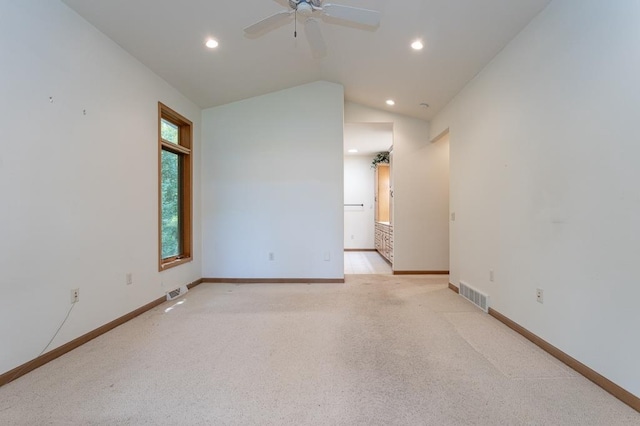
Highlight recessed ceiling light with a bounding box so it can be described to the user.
[386,99,395,106]
[411,40,424,50]
[205,39,219,49]
[348,149,358,153]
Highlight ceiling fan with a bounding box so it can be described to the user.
[244,0,381,58]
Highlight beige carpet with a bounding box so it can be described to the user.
[1,275,638,425]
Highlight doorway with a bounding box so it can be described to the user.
[343,122,394,274]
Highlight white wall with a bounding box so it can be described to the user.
[344,155,375,249]
[0,1,202,375]
[431,0,640,397]
[201,82,344,279]
[345,103,449,272]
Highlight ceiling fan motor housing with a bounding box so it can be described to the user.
[245,0,379,58]
[289,0,323,11]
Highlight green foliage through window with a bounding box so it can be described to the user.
[161,150,180,259]
[161,119,179,144]
[159,102,192,270]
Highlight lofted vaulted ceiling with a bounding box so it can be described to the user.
[61,0,551,120]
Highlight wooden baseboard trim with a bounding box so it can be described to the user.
[448,282,459,293]
[187,278,204,289]
[488,307,639,413]
[344,249,377,252]
[0,277,203,388]
[393,270,449,275]
[202,278,345,284]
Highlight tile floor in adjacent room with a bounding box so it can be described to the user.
[344,250,392,274]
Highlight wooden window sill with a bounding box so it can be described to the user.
[160,256,192,271]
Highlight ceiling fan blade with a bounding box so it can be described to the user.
[322,4,381,27]
[304,18,327,58]
[244,11,293,35]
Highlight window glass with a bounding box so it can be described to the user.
[161,149,180,259]
[158,103,192,270]
[161,118,179,144]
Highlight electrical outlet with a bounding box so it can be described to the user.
[451,212,456,221]
[489,270,494,282]
[126,273,133,285]
[536,288,544,304]
[71,288,79,304]
[324,251,331,261]
[268,252,274,261]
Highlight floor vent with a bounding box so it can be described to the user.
[166,285,188,301]
[459,281,489,313]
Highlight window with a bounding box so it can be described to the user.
[158,102,192,270]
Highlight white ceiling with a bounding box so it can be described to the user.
[61,0,551,121]
[344,123,393,156]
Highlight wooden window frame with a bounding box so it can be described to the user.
[158,102,193,271]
